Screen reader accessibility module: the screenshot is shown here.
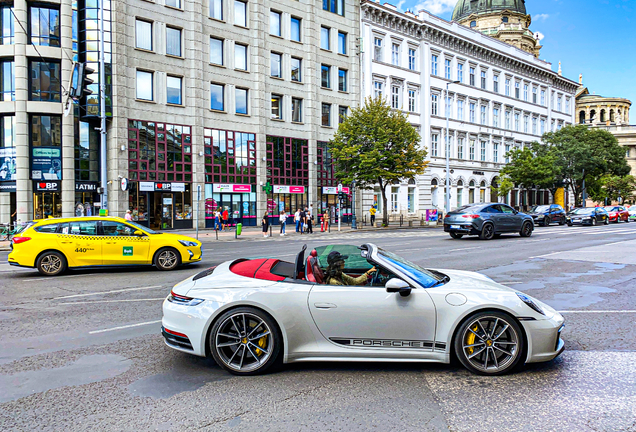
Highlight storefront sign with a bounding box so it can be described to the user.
[472,171,485,176]
[212,183,251,193]
[274,185,305,194]
[34,181,61,192]
[155,182,171,191]
[0,147,16,181]
[322,186,350,194]
[139,182,155,192]
[139,182,186,192]
[0,181,16,192]
[31,148,62,180]
[75,182,99,192]
[172,183,186,192]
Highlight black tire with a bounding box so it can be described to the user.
[604,217,609,225]
[559,217,565,226]
[479,223,495,240]
[154,247,181,271]
[520,221,533,237]
[567,222,573,226]
[450,232,464,239]
[36,251,68,276]
[626,217,629,223]
[543,216,550,227]
[210,307,282,376]
[592,217,597,226]
[454,310,525,376]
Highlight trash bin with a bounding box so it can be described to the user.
[236,223,242,236]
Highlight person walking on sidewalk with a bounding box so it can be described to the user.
[262,211,270,237]
[299,208,306,234]
[222,207,229,231]
[294,209,301,232]
[369,206,376,227]
[279,210,287,236]
[305,206,313,234]
[124,209,133,221]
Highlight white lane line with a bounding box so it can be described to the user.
[24,274,86,282]
[54,285,163,299]
[497,281,524,284]
[88,320,162,334]
[558,310,636,313]
[59,298,165,305]
[449,246,481,252]
[529,251,561,259]
[394,247,433,252]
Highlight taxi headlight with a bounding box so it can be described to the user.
[178,240,198,247]
[516,292,546,315]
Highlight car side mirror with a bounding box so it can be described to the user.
[385,278,412,297]
[513,210,518,214]
[133,230,145,236]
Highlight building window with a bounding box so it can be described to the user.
[135,19,152,51]
[292,97,302,122]
[457,63,463,82]
[166,76,182,105]
[457,100,464,120]
[469,102,475,123]
[408,186,415,213]
[505,144,510,163]
[337,31,346,54]
[136,70,153,101]
[30,60,61,102]
[270,52,281,78]
[515,82,520,99]
[514,113,520,131]
[532,87,537,104]
[408,48,416,70]
[458,138,464,160]
[291,17,301,42]
[565,97,570,113]
[540,118,545,134]
[267,136,309,188]
[391,186,398,212]
[391,43,399,66]
[551,91,555,109]
[338,68,347,92]
[166,0,181,8]
[30,5,60,47]
[557,96,562,111]
[322,103,331,126]
[469,67,475,86]
[493,143,499,163]
[210,83,224,110]
[523,84,528,101]
[431,134,438,157]
[480,105,486,125]
[210,37,223,65]
[234,43,247,70]
[321,64,330,88]
[505,111,511,129]
[0,60,14,101]
[480,70,486,89]
[338,106,348,124]
[493,108,499,128]
[1,6,14,45]
[374,37,382,61]
[470,20,476,27]
[269,10,281,36]
[323,0,344,16]
[431,54,438,76]
[321,27,330,50]
[523,115,529,133]
[493,75,499,93]
[210,0,223,20]
[391,86,399,109]
[480,141,486,162]
[74,120,99,183]
[408,89,416,112]
[445,95,451,118]
[505,78,510,96]
[204,128,255,185]
[291,57,301,82]
[271,94,282,119]
[469,139,475,160]
[532,117,537,134]
[234,0,247,27]
[235,88,248,114]
[540,90,545,106]
[456,181,463,208]
[373,81,383,98]
[431,94,438,116]
[166,27,181,57]
[445,58,451,79]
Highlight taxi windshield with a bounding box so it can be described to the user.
[125,221,158,234]
[377,248,442,288]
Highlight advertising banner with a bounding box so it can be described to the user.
[34,181,61,192]
[426,209,438,222]
[31,148,62,180]
[322,186,350,194]
[0,147,16,181]
[212,183,252,193]
[274,185,305,194]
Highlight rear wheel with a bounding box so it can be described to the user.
[36,251,67,276]
[454,311,524,375]
[543,217,550,227]
[154,247,181,271]
[479,223,495,240]
[520,221,533,237]
[450,232,464,239]
[567,221,573,226]
[592,218,597,226]
[559,217,565,226]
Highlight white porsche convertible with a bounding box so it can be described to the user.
[162,244,564,376]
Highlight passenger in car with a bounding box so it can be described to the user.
[324,251,376,286]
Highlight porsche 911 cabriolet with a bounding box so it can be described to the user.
[162,244,564,376]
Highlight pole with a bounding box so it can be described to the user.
[196,185,201,240]
[99,0,107,212]
[351,182,357,229]
[444,84,450,215]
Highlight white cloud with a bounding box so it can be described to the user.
[415,0,457,15]
[396,0,407,11]
[533,13,550,22]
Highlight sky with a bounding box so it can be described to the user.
[398,0,636,118]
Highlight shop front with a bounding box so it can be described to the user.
[320,186,351,223]
[33,181,62,219]
[205,183,256,227]
[129,181,192,230]
[74,182,100,217]
[269,185,306,225]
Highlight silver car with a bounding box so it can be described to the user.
[444,203,534,240]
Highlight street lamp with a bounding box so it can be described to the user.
[445,80,460,215]
[351,180,357,229]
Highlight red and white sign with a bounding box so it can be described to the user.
[274,185,305,194]
[322,186,350,194]
[212,184,252,193]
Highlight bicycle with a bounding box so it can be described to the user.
[1,223,21,241]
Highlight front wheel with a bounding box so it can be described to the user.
[36,251,68,276]
[479,223,495,240]
[604,217,609,225]
[210,307,282,375]
[559,217,565,226]
[520,222,533,237]
[154,247,181,271]
[543,217,550,227]
[567,222,573,226]
[450,232,464,239]
[454,311,524,375]
[592,218,597,226]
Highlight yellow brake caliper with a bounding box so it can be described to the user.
[466,325,478,355]
[249,322,267,356]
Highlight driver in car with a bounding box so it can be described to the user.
[325,251,376,286]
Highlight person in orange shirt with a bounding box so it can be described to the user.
[222,208,229,231]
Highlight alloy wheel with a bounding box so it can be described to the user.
[157,250,178,269]
[41,254,62,275]
[592,218,597,226]
[481,224,494,240]
[214,312,274,373]
[461,315,520,374]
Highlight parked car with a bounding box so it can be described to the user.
[604,206,629,223]
[444,203,534,240]
[628,206,636,221]
[527,204,566,226]
[566,207,609,226]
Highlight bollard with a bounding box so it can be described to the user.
[400,214,403,227]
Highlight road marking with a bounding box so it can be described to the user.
[88,320,162,334]
[449,246,481,252]
[24,274,86,282]
[394,247,433,252]
[54,285,163,299]
[529,251,561,259]
[58,298,165,305]
[497,281,524,284]
[558,310,636,313]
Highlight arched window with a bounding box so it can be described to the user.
[590,109,596,122]
[470,21,476,27]
[600,109,606,122]
[407,179,416,213]
[456,180,463,208]
[610,109,615,122]
[579,111,586,124]
[431,178,439,207]
[468,180,475,204]
[502,17,508,23]
[479,180,486,202]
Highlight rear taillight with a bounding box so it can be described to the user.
[167,290,204,306]
[461,214,481,219]
[444,214,451,218]
[164,328,188,338]
[12,236,31,244]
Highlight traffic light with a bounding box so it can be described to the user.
[338,192,345,201]
[69,62,94,100]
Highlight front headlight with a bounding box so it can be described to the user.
[516,292,546,315]
[178,240,198,247]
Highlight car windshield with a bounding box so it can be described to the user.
[604,206,619,212]
[377,248,442,288]
[125,220,158,234]
[452,205,482,214]
[570,208,595,215]
[314,245,373,271]
[530,205,550,213]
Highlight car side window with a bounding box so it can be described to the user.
[65,221,98,236]
[500,205,515,214]
[486,205,502,213]
[102,221,135,236]
[34,223,59,233]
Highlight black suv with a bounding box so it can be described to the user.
[527,204,566,226]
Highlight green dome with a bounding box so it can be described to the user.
[452,0,527,22]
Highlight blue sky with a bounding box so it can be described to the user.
[399,0,635,118]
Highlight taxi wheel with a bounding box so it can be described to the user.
[154,247,181,271]
[36,251,67,276]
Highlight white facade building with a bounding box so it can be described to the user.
[360,1,578,219]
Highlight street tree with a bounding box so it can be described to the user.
[498,144,559,199]
[329,96,428,226]
[587,174,636,204]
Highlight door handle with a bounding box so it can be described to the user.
[60,241,73,244]
[314,303,337,309]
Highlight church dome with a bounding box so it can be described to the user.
[452,0,527,22]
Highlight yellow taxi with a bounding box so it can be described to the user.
[8,216,202,276]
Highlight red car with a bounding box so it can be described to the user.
[604,206,629,223]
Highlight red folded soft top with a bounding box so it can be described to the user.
[229,259,286,282]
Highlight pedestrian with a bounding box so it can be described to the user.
[262,211,270,237]
[323,209,329,231]
[215,208,222,231]
[299,207,306,234]
[294,208,301,232]
[125,209,133,221]
[279,210,287,236]
[369,206,376,226]
[222,207,229,231]
[305,206,313,234]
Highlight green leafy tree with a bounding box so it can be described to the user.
[329,97,428,226]
[499,144,559,197]
[587,175,636,204]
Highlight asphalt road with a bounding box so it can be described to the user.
[1,223,636,432]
